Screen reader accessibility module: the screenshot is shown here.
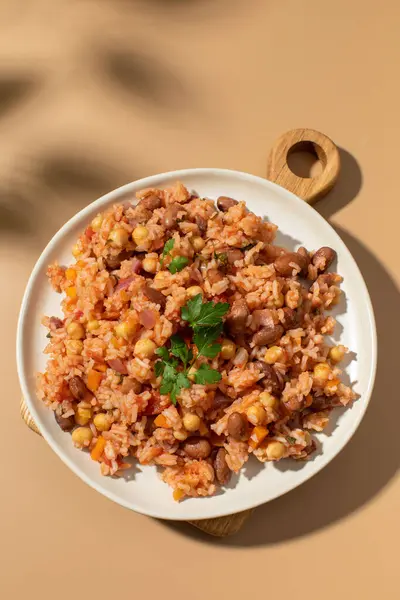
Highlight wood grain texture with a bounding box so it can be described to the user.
[267,128,341,203]
[19,397,253,536]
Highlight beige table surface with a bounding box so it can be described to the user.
[1,1,399,598]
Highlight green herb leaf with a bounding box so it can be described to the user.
[214,252,228,265]
[154,360,165,378]
[170,334,193,367]
[182,297,230,328]
[181,293,203,324]
[155,346,169,361]
[160,238,175,266]
[242,242,256,251]
[193,325,222,359]
[46,332,52,339]
[286,436,297,444]
[193,363,222,385]
[168,256,189,274]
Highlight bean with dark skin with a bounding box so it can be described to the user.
[252,324,284,347]
[297,246,310,275]
[143,285,166,309]
[212,391,233,411]
[312,247,337,272]
[214,448,231,485]
[68,376,89,400]
[217,196,238,212]
[105,250,132,270]
[274,252,308,277]
[251,308,274,331]
[54,411,75,432]
[254,361,284,395]
[207,268,224,284]
[195,215,207,234]
[226,298,249,335]
[138,194,161,211]
[227,412,249,441]
[182,437,212,459]
[163,204,182,229]
[280,307,297,330]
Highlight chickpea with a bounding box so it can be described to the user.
[264,346,284,365]
[75,406,92,426]
[93,413,111,432]
[72,244,81,257]
[266,441,285,460]
[191,236,205,252]
[313,362,331,383]
[109,228,129,247]
[183,413,201,432]
[87,319,100,332]
[132,225,149,245]
[66,321,85,340]
[91,215,103,231]
[142,257,158,274]
[259,391,278,410]
[329,345,346,363]
[134,338,156,359]
[65,340,84,355]
[246,404,267,426]
[186,286,203,299]
[115,320,136,339]
[173,430,188,441]
[72,427,93,446]
[220,339,236,360]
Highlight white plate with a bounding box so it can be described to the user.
[17,169,377,521]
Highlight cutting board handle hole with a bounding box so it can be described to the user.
[286,141,325,179]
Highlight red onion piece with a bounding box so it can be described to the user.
[139,309,157,329]
[107,359,129,374]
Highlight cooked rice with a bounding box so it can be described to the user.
[37,183,356,500]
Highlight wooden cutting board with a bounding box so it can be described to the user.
[20,128,340,536]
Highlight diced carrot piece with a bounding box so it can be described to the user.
[90,436,106,461]
[94,363,107,373]
[198,420,208,436]
[87,369,103,392]
[65,268,76,281]
[120,290,130,302]
[249,426,268,450]
[173,489,185,502]
[65,286,77,299]
[154,414,171,428]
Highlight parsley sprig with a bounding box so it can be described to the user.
[160,238,190,273]
[154,295,230,404]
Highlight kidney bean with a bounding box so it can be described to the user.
[195,215,207,234]
[252,324,284,346]
[217,196,238,212]
[212,392,233,411]
[105,250,133,270]
[55,411,75,432]
[226,298,249,335]
[138,194,161,211]
[163,204,182,229]
[214,448,231,485]
[280,307,297,330]
[182,437,212,459]
[143,285,166,309]
[254,361,284,395]
[312,247,337,272]
[68,376,88,400]
[274,252,308,277]
[227,412,249,441]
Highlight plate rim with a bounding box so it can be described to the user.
[16,167,377,521]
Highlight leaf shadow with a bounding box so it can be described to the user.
[0,75,41,119]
